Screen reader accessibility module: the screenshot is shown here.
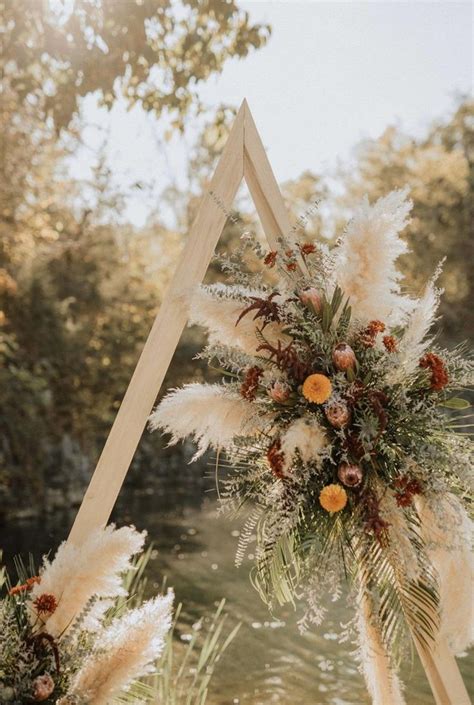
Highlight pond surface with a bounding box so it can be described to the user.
[3,484,473,705]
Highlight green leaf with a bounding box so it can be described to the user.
[439,397,471,410]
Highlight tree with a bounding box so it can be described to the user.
[2,0,270,132]
[338,98,473,343]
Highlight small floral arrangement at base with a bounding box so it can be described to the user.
[0,525,173,704]
[150,190,473,702]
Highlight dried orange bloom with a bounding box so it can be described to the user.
[302,373,332,404]
[319,484,348,513]
[8,575,40,596]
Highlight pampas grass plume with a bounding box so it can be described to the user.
[188,284,289,354]
[334,190,414,325]
[280,418,328,471]
[149,383,269,459]
[29,525,146,637]
[70,591,173,705]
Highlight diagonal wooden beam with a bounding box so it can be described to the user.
[243,100,309,275]
[242,100,291,248]
[68,101,245,544]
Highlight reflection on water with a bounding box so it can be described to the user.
[2,486,473,705]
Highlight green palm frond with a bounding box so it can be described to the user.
[251,528,301,608]
[355,529,440,658]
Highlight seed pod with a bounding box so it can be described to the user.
[332,343,356,372]
[299,287,322,313]
[33,674,55,702]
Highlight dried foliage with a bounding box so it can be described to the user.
[152,191,473,697]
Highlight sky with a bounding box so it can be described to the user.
[75,1,473,227]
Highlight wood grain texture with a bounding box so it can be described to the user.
[67,99,469,705]
[414,636,471,705]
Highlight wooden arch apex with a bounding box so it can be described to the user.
[67,100,469,705]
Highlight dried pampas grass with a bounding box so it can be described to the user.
[188,284,290,354]
[417,494,474,655]
[333,190,415,326]
[69,591,173,705]
[29,525,146,637]
[356,590,406,705]
[149,383,271,459]
[386,280,441,384]
[280,417,328,472]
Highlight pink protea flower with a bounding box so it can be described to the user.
[325,400,351,429]
[268,380,291,403]
[332,343,356,371]
[299,287,322,313]
[337,462,364,487]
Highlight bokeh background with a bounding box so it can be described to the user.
[1,2,472,704]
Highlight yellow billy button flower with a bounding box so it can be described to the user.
[319,484,348,513]
[302,373,332,404]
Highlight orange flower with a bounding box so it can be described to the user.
[302,373,332,404]
[8,575,40,596]
[383,335,397,352]
[319,484,348,513]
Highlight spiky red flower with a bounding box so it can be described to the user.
[286,262,297,271]
[33,593,58,615]
[240,366,264,401]
[300,243,316,256]
[419,352,449,391]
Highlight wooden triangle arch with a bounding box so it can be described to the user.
[67,100,469,705]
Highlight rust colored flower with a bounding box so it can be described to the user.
[267,438,286,479]
[240,366,264,401]
[33,593,58,615]
[9,575,41,596]
[300,243,316,256]
[360,320,386,347]
[382,335,397,352]
[394,476,423,507]
[33,673,55,701]
[236,292,281,328]
[419,352,449,391]
[362,491,390,546]
[332,343,356,371]
[263,250,277,267]
[302,373,332,404]
[319,484,347,513]
[286,262,297,271]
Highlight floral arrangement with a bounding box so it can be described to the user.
[0,525,173,704]
[150,190,473,703]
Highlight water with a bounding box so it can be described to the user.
[2,485,473,704]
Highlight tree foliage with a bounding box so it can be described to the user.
[339,98,473,342]
[2,0,270,131]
